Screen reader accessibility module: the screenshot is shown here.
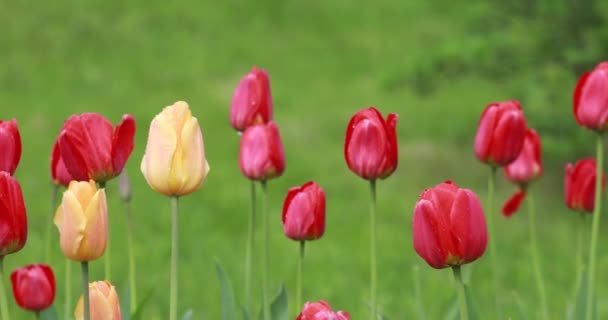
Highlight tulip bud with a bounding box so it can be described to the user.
[0,119,22,175]
[282,181,325,241]
[50,140,74,187]
[344,107,398,180]
[565,158,606,213]
[74,281,121,320]
[574,62,608,132]
[296,301,350,320]
[54,180,107,261]
[474,100,527,167]
[230,67,273,132]
[10,264,55,312]
[0,172,27,256]
[141,101,210,196]
[412,181,488,269]
[58,113,136,183]
[238,121,285,181]
[118,171,131,203]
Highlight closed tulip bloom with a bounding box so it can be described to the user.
[230,67,273,132]
[141,101,210,196]
[51,140,74,187]
[297,301,350,320]
[10,264,55,312]
[58,113,135,183]
[54,180,107,261]
[474,100,527,167]
[565,158,606,213]
[344,107,398,180]
[74,281,121,320]
[412,181,488,269]
[0,172,27,256]
[282,181,325,241]
[574,62,608,131]
[239,121,285,181]
[0,119,22,175]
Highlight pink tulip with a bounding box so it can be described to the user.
[238,121,285,181]
[297,301,350,320]
[282,181,326,241]
[0,119,21,175]
[573,62,608,131]
[230,67,273,132]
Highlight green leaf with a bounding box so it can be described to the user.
[131,288,154,320]
[40,306,58,320]
[181,309,193,320]
[215,260,236,320]
[463,284,479,320]
[258,285,288,320]
[512,291,529,320]
[122,284,131,320]
[442,294,459,320]
[573,268,597,320]
[241,305,251,320]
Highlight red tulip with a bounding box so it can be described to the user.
[282,181,325,241]
[230,67,273,132]
[296,301,350,320]
[50,140,74,187]
[0,119,21,175]
[58,113,136,183]
[474,100,527,167]
[10,264,55,312]
[412,181,487,269]
[344,107,398,180]
[565,158,606,213]
[573,62,608,131]
[501,129,543,217]
[0,172,27,256]
[238,121,285,181]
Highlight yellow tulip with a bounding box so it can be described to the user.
[54,180,107,261]
[74,281,121,320]
[141,101,210,196]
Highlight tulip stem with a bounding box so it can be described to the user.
[0,257,11,320]
[586,134,604,320]
[296,240,305,313]
[124,199,137,314]
[452,266,468,320]
[97,181,110,281]
[245,180,256,315]
[574,213,586,293]
[526,189,548,320]
[486,167,500,318]
[170,196,180,320]
[46,183,59,263]
[35,312,40,320]
[369,179,377,320]
[261,181,270,320]
[413,265,426,320]
[64,259,71,320]
[81,262,90,320]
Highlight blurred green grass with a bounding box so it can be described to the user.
[2,0,608,318]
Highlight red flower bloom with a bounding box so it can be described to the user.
[474,100,527,167]
[574,62,608,131]
[565,158,606,213]
[50,140,74,187]
[238,121,285,181]
[282,181,326,241]
[296,301,350,320]
[10,264,55,312]
[344,107,398,180]
[230,67,273,132]
[0,172,27,257]
[0,119,21,175]
[58,113,136,183]
[412,181,487,269]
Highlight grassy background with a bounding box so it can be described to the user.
[2,0,608,318]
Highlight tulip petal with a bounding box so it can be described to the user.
[141,112,177,195]
[174,116,206,195]
[59,130,91,181]
[502,190,526,217]
[78,189,107,261]
[59,191,86,260]
[474,105,498,162]
[461,189,488,263]
[0,119,21,175]
[346,118,386,179]
[89,286,114,320]
[111,114,136,175]
[412,199,445,268]
[491,110,526,165]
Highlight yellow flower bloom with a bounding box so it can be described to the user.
[74,281,121,320]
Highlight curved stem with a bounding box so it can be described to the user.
[245,180,256,315]
[261,181,270,320]
[486,167,500,317]
[296,241,305,312]
[369,179,377,320]
[586,134,604,320]
[170,196,180,320]
[452,266,468,320]
[0,257,11,320]
[46,184,59,263]
[526,189,548,320]
[124,200,137,314]
[81,262,90,320]
[64,259,72,320]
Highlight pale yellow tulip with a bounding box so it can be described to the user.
[74,281,121,320]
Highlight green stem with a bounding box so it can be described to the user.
[35,312,40,320]
[261,181,270,320]
[81,262,89,320]
[586,134,604,320]
[574,213,586,294]
[64,259,71,320]
[369,179,377,320]
[170,196,179,320]
[97,181,110,281]
[296,241,305,312]
[413,265,426,320]
[245,180,256,315]
[0,257,11,320]
[526,189,548,320]
[452,266,468,320]
[486,167,500,317]
[124,199,137,314]
[46,184,59,263]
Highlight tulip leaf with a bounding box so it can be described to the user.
[443,293,459,320]
[573,268,597,320]
[40,306,58,320]
[122,284,131,320]
[242,306,251,320]
[258,284,288,320]
[215,260,237,320]
[131,288,155,320]
[181,309,193,320]
[512,291,529,320]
